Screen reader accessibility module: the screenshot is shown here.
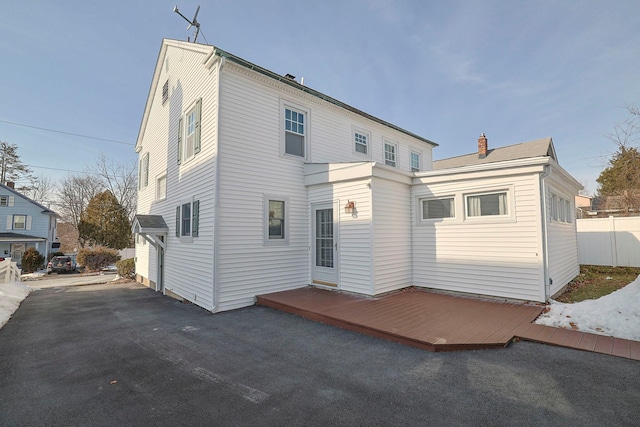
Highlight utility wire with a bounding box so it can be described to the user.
[0,119,135,146]
[26,164,101,175]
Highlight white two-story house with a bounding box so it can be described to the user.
[0,182,57,265]
[133,39,582,313]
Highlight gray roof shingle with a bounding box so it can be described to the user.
[433,138,556,170]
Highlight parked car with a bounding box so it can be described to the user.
[47,256,77,274]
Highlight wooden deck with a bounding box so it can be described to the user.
[256,287,543,352]
[257,286,640,360]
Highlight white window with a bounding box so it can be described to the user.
[139,153,149,189]
[175,199,200,240]
[13,215,26,230]
[178,98,202,164]
[550,193,573,223]
[156,174,167,201]
[411,151,421,172]
[354,131,368,155]
[466,192,508,217]
[422,197,455,220]
[284,107,305,157]
[264,195,289,245]
[384,141,397,167]
[550,194,558,221]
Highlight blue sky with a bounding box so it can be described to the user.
[2,1,639,195]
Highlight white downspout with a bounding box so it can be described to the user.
[212,55,225,312]
[539,165,551,301]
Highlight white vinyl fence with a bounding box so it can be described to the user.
[576,217,640,267]
[0,258,21,283]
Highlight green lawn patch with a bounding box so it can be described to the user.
[556,265,640,303]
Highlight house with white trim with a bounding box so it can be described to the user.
[0,182,57,265]
[133,39,581,312]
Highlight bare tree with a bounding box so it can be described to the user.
[94,153,137,222]
[55,174,105,247]
[597,105,640,216]
[18,175,57,206]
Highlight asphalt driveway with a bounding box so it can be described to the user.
[1,282,638,426]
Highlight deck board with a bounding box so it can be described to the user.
[256,286,640,359]
[257,287,544,352]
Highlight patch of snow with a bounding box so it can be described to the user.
[20,271,46,281]
[535,275,640,341]
[0,282,32,328]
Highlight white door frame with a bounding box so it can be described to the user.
[311,201,339,287]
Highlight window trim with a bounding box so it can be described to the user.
[12,214,27,230]
[280,99,309,161]
[156,173,167,201]
[175,197,200,242]
[550,191,573,224]
[410,150,422,172]
[352,126,371,158]
[384,139,398,168]
[420,196,456,222]
[463,186,515,222]
[178,98,202,165]
[263,195,289,246]
[139,152,149,190]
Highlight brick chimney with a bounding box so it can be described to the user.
[6,181,15,189]
[478,133,488,159]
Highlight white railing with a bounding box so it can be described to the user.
[576,216,640,267]
[0,258,21,283]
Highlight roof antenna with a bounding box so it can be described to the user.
[173,5,201,43]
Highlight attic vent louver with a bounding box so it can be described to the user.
[162,80,169,105]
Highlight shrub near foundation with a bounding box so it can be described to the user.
[21,247,45,273]
[77,247,119,271]
[116,258,135,279]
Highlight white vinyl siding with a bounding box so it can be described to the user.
[372,178,412,294]
[546,181,580,296]
[308,179,374,295]
[412,173,544,302]
[135,43,218,311]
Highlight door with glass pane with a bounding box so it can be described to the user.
[312,203,338,286]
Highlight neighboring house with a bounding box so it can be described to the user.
[575,194,593,219]
[0,182,57,265]
[133,39,582,313]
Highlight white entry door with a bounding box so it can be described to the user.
[312,203,338,286]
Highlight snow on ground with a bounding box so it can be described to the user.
[20,271,46,281]
[0,282,32,328]
[535,275,640,341]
